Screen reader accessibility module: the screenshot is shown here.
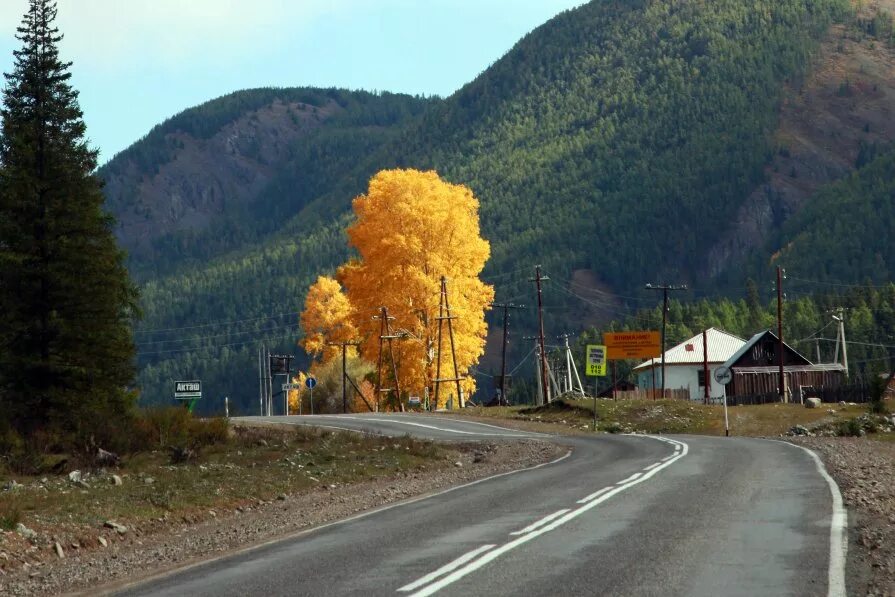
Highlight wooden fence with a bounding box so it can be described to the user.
[610,389,690,401]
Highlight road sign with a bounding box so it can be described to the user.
[408,396,422,407]
[714,366,733,385]
[604,331,661,360]
[282,383,302,391]
[305,377,317,389]
[585,344,607,377]
[174,380,201,400]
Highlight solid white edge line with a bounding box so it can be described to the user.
[408,437,688,597]
[405,415,553,437]
[772,440,848,597]
[398,544,497,592]
[105,449,573,596]
[509,509,572,536]
[643,461,662,471]
[576,487,612,504]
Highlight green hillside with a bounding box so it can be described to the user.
[112,0,865,411]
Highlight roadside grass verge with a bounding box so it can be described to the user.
[456,399,872,437]
[0,424,449,539]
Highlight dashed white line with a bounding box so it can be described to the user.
[577,487,612,504]
[616,472,643,484]
[398,544,496,592]
[509,509,571,536]
[404,437,689,596]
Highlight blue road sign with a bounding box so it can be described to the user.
[305,377,317,389]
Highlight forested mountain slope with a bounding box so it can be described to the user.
[102,88,431,278]
[102,0,895,410]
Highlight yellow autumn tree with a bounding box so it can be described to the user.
[300,276,358,363]
[338,169,494,409]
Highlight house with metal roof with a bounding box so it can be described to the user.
[633,328,746,401]
[720,330,846,401]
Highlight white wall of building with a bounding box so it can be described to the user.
[637,365,728,401]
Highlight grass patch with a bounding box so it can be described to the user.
[457,399,871,437]
[0,424,450,535]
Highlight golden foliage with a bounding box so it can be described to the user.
[337,169,494,409]
[300,276,358,363]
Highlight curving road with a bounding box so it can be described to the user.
[116,414,846,597]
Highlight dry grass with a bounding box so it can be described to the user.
[456,399,873,437]
[0,425,448,535]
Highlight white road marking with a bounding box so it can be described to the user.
[331,416,537,438]
[642,461,662,471]
[413,415,552,437]
[616,472,643,484]
[774,440,848,597]
[405,437,688,597]
[509,509,571,536]
[576,487,612,504]
[398,544,496,592]
[660,454,675,462]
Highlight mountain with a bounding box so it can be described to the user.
[101,0,895,411]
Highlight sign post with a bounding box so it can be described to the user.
[305,376,317,415]
[585,345,607,431]
[714,366,732,436]
[174,380,201,413]
[282,382,302,415]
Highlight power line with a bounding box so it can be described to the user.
[135,310,299,334]
[136,322,301,347]
[787,276,894,289]
[136,326,299,356]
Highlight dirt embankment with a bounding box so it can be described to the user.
[788,437,895,596]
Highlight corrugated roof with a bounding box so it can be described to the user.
[721,329,814,369]
[633,328,745,371]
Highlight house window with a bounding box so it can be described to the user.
[697,370,707,387]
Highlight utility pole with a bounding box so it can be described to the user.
[645,283,687,399]
[531,266,550,404]
[776,266,786,402]
[434,277,464,409]
[327,341,362,413]
[832,309,849,378]
[374,307,404,412]
[491,302,525,406]
[524,336,543,405]
[703,329,709,405]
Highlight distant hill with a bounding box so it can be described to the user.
[100,0,895,410]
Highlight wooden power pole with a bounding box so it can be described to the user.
[531,266,550,405]
[374,307,404,412]
[777,266,786,402]
[645,283,687,399]
[434,277,464,409]
[491,302,525,406]
[327,340,361,413]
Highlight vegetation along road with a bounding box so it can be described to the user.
[117,414,847,597]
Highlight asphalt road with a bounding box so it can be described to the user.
[117,414,846,597]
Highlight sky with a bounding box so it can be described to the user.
[0,0,584,163]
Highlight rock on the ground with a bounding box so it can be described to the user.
[15,523,37,540]
[67,470,81,483]
[805,397,822,409]
[54,543,65,559]
[103,521,127,535]
[110,475,123,486]
[97,537,108,548]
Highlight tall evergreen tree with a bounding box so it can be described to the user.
[0,0,139,448]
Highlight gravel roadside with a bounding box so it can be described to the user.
[787,437,895,596]
[1,440,564,596]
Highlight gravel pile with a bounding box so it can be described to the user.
[788,437,895,596]
[0,440,562,596]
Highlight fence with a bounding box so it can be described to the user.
[719,384,872,406]
[611,389,690,401]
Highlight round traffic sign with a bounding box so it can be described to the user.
[713,366,732,385]
[305,377,317,389]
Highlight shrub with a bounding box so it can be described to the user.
[0,496,22,530]
[836,418,863,437]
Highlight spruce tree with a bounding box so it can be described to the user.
[0,0,139,450]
